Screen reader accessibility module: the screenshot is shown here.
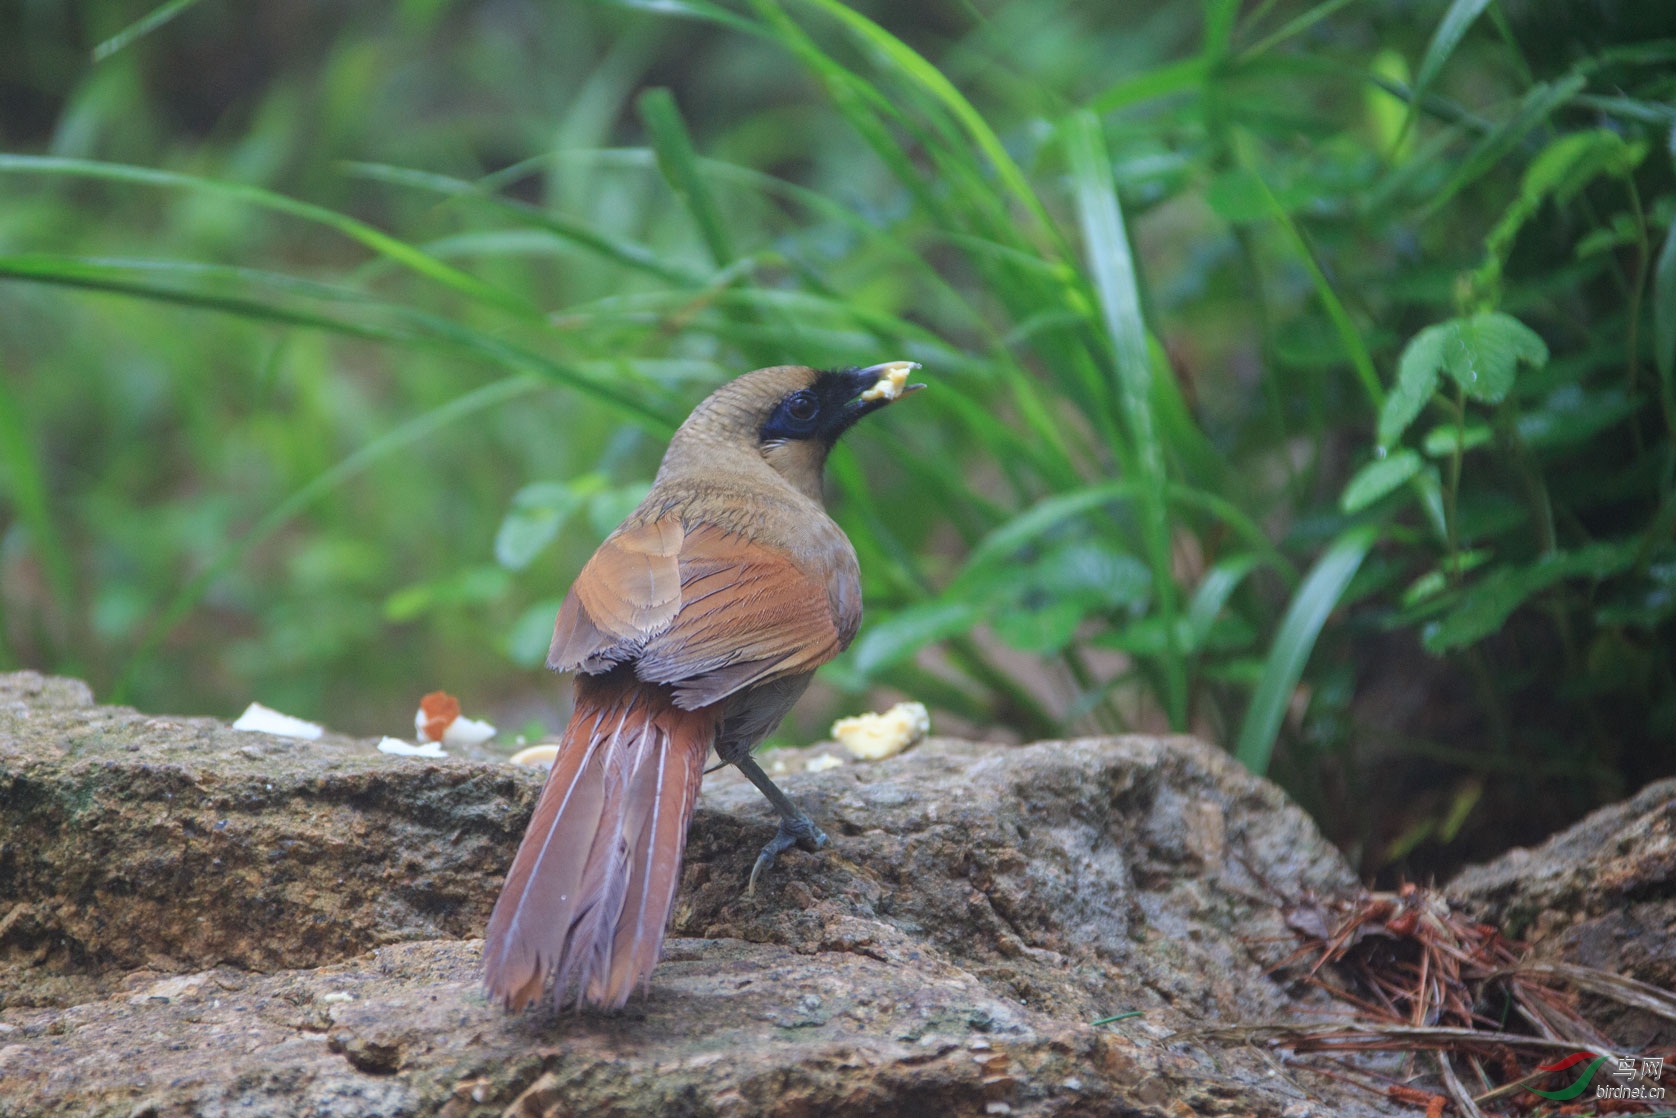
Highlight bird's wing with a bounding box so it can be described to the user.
[635,521,848,708]
[547,516,849,710]
[547,516,685,672]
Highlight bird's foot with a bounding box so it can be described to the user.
[745,814,828,897]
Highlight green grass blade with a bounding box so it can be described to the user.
[958,482,1145,579]
[0,155,537,317]
[787,0,1064,257]
[1403,0,1494,142]
[1653,217,1676,441]
[1204,0,1240,60]
[1420,75,1588,219]
[1166,486,1300,585]
[0,253,678,430]
[1237,142,1385,412]
[1087,57,1208,115]
[111,375,546,702]
[1238,0,1361,59]
[1187,553,1261,646]
[604,0,766,39]
[0,253,421,338]
[91,0,209,61]
[0,369,78,660]
[340,161,704,287]
[1234,524,1378,774]
[637,88,736,267]
[1066,110,1186,729]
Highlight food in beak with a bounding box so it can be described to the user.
[858,360,921,402]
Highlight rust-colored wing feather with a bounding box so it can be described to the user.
[633,523,849,709]
[549,518,853,709]
[547,517,684,673]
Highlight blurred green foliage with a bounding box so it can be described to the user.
[2,0,1673,876]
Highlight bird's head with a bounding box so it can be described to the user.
[669,362,925,502]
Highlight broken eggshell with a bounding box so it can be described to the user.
[414,690,496,747]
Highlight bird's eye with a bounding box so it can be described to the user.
[785,392,819,422]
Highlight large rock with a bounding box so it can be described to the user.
[0,671,1383,1115]
[1449,773,1676,1048]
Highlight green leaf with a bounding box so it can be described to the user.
[0,252,675,430]
[1593,559,1676,630]
[384,565,511,623]
[345,162,702,288]
[606,0,765,38]
[1097,616,1194,656]
[1422,76,1588,219]
[1424,541,1640,652]
[1521,130,1645,207]
[494,477,606,571]
[1515,386,1635,450]
[1380,331,1443,447]
[1386,314,1547,437]
[1656,216,1676,394]
[1401,570,1449,609]
[1235,525,1378,774]
[1574,215,1638,259]
[1399,548,1493,608]
[955,482,1142,585]
[852,599,982,676]
[1442,313,1549,401]
[1203,658,1267,686]
[993,599,1087,654]
[1413,465,1448,544]
[1240,0,1362,58]
[1421,423,1493,456]
[587,482,654,538]
[1341,450,1424,513]
[1205,169,1275,224]
[1028,541,1152,611]
[506,598,566,668]
[1480,131,1647,280]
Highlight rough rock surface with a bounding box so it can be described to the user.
[0,670,1482,1115]
[1449,773,1676,1050]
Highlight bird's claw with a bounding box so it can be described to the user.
[745,814,828,897]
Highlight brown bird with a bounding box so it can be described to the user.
[483,361,924,1011]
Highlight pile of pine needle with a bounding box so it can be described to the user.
[1182,884,1676,1116]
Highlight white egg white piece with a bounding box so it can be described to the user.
[232,702,323,740]
[378,736,447,758]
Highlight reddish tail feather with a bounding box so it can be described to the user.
[483,668,716,1010]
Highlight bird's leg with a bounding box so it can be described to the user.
[729,753,828,896]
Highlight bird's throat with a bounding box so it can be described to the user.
[759,438,831,505]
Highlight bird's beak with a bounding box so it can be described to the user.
[855,361,926,405]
